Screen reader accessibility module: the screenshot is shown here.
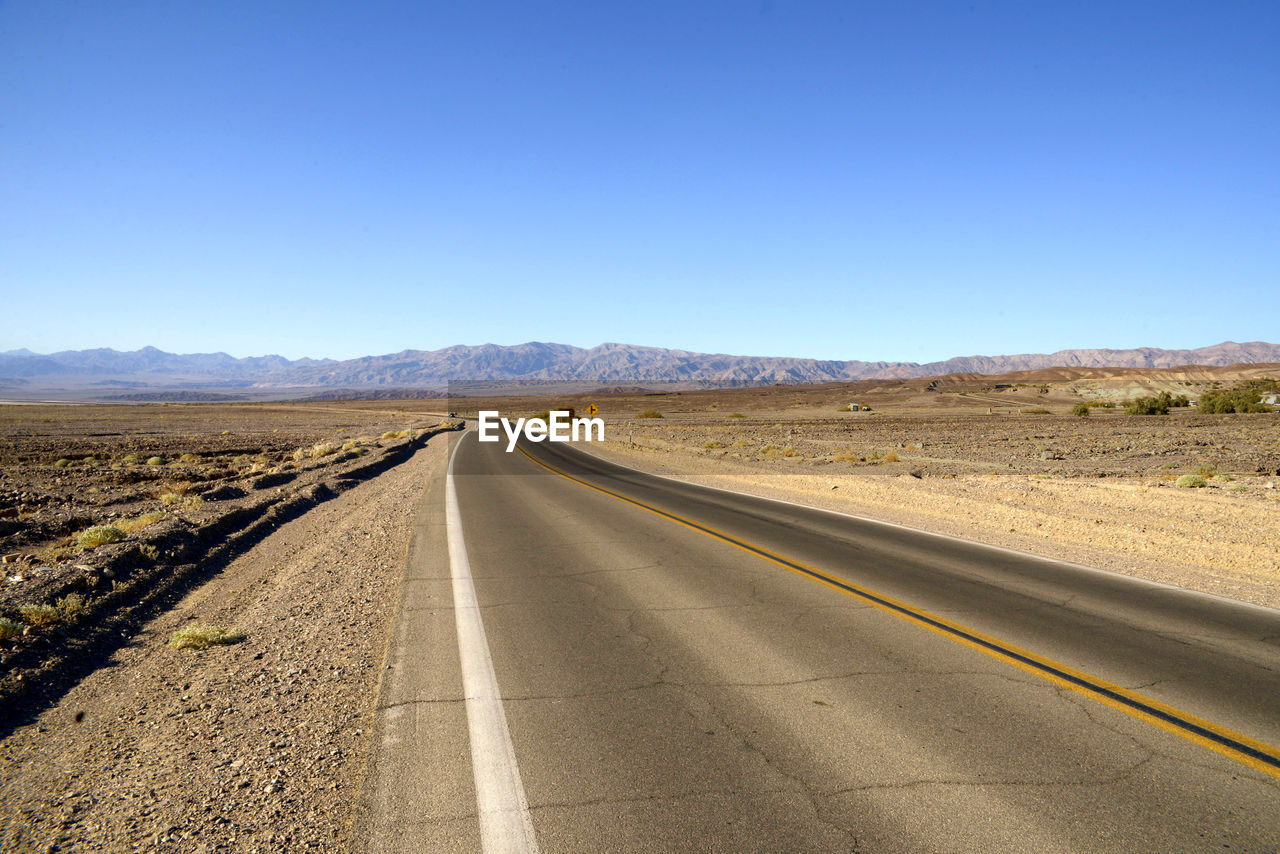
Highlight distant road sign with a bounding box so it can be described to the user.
[587,403,599,416]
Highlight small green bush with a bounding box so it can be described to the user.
[1175,474,1207,488]
[883,451,899,462]
[169,623,245,650]
[178,453,200,463]
[703,440,723,449]
[20,603,59,626]
[1071,403,1090,417]
[77,525,125,549]
[727,413,744,419]
[56,593,87,619]
[637,409,663,419]
[146,456,165,466]
[0,617,23,641]
[54,458,70,468]
[1021,408,1051,415]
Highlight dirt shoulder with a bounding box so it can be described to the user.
[0,430,449,853]
[584,435,1280,611]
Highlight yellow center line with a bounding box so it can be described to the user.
[514,441,1280,781]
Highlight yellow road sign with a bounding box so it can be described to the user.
[586,403,599,416]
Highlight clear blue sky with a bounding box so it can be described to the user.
[2,1,1276,363]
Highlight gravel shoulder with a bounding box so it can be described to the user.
[0,432,448,853]
[584,439,1280,611]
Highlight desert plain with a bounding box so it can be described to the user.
[0,363,1277,851]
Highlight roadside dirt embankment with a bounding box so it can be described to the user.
[0,430,452,853]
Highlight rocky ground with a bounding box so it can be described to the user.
[587,409,1280,609]
[0,422,450,852]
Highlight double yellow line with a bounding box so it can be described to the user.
[516,442,1280,781]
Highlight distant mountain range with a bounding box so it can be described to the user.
[2,341,1277,397]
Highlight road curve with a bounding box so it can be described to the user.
[372,431,1280,853]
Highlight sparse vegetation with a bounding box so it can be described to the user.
[1071,403,1090,417]
[169,622,245,650]
[883,451,900,463]
[727,413,744,418]
[54,458,70,468]
[146,456,165,466]
[637,409,664,419]
[703,440,723,449]
[56,592,87,619]
[20,603,60,626]
[1021,408,1051,415]
[116,510,164,534]
[1176,474,1207,488]
[77,525,125,549]
[1198,385,1271,414]
[178,453,200,463]
[1125,391,1188,415]
[0,617,23,641]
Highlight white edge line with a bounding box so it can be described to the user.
[447,431,540,853]
[565,441,1280,618]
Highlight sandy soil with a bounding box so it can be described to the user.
[0,431,448,853]
[585,425,1280,611]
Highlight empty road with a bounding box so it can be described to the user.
[357,430,1280,853]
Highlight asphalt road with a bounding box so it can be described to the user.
[358,431,1280,853]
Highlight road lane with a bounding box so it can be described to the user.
[445,431,1280,852]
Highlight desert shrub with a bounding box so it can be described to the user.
[703,440,723,449]
[56,593,87,619]
[1176,474,1207,488]
[883,451,899,463]
[20,603,59,626]
[1021,408,1050,415]
[341,440,359,451]
[833,452,861,462]
[1213,474,1234,482]
[160,492,183,505]
[1159,462,1177,470]
[727,413,744,419]
[146,456,164,466]
[121,454,140,462]
[117,511,164,534]
[54,458,70,468]
[1126,391,1189,415]
[1195,464,1218,479]
[731,439,751,447]
[169,623,245,650]
[178,453,200,463]
[0,617,22,641]
[1071,403,1090,417]
[1227,484,1248,493]
[1086,400,1115,408]
[637,409,663,419]
[760,444,782,454]
[1126,396,1169,415]
[782,446,798,458]
[309,442,338,459]
[77,525,125,549]
[1198,387,1270,414]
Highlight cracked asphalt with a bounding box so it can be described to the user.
[355,432,1280,853]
